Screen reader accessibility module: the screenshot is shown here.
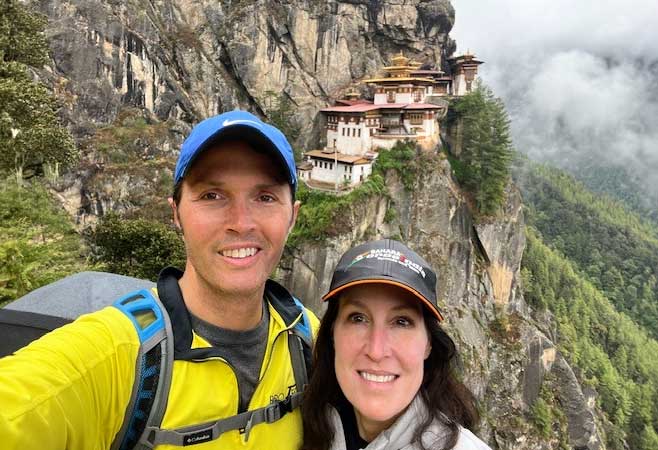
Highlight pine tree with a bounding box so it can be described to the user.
[0,0,77,179]
[451,84,513,215]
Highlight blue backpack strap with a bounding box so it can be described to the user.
[291,296,312,344]
[110,289,174,450]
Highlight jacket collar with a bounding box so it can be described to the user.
[328,396,453,450]
[156,266,302,359]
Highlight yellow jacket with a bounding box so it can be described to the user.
[0,268,319,450]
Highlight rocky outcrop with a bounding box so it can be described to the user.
[552,356,603,450]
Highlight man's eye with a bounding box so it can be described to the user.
[201,192,221,200]
[259,194,276,202]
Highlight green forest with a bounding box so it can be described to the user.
[522,229,658,449]
[517,161,658,449]
[516,161,658,340]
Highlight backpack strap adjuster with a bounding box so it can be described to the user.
[263,395,292,424]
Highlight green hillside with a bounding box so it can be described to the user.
[515,159,658,340]
[523,229,658,449]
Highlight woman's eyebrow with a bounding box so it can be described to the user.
[341,297,369,309]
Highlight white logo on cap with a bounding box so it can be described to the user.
[222,119,261,127]
[349,249,426,278]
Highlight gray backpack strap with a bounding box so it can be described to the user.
[109,289,174,450]
[288,330,308,394]
[289,296,313,393]
[144,392,305,446]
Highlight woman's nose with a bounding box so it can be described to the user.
[364,326,391,361]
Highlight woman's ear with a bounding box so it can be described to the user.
[424,340,432,360]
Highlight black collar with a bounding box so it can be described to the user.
[156,267,301,360]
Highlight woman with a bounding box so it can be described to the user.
[302,239,491,450]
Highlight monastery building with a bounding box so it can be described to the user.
[299,53,483,191]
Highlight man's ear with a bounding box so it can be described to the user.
[168,197,182,232]
[288,200,301,233]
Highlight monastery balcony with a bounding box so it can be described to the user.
[373,133,425,139]
[375,124,424,137]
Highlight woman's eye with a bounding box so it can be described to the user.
[394,316,413,327]
[347,313,367,323]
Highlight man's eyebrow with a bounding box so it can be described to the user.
[187,180,287,192]
[253,182,289,191]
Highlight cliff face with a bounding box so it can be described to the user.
[38,0,456,221]
[278,155,604,449]
[39,0,455,145]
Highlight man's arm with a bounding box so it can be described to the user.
[0,307,140,450]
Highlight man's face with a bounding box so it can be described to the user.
[170,140,299,300]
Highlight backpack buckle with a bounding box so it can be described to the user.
[279,395,293,415]
[264,396,293,424]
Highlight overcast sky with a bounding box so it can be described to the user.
[450,0,658,189]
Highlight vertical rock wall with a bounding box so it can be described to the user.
[40,0,456,148]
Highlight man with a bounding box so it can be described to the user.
[0,110,319,449]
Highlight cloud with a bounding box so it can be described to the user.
[450,0,658,195]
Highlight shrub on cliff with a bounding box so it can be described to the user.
[91,214,185,280]
[0,181,88,304]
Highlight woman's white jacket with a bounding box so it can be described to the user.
[327,395,491,450]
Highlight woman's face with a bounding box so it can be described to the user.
[333,283,431,441]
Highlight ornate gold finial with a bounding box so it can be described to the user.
[391,52,409,66]
[345,84,360,99]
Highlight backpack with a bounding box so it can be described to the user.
[0,273,313,449]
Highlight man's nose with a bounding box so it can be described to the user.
[226,199,257,233]
[365,325,391,361]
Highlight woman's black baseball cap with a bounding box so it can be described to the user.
[322,239,443,321]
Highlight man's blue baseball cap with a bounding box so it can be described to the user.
[174,110,297,192]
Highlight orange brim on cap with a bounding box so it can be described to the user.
[322,278,444,322]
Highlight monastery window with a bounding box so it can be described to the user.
[342,128,345,136]
[370,129,374,136]
[349,166,353,173]
[358,129,361,137]
[329,163,333,170]
[409,113,423,125]
[387,91,395,103]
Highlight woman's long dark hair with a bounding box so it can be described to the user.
[301,298,479,450]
